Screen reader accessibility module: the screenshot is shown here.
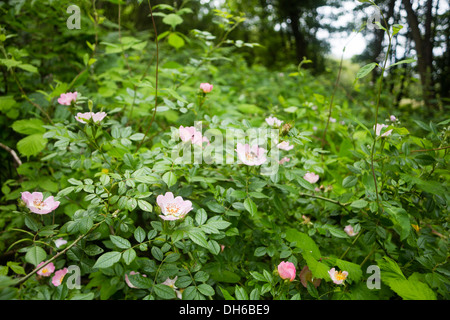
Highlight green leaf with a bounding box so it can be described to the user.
[93,252,122,269]
[302,253,330,280]
[17,133,47,157]
[11,119,46,135]
[342,176,358,188]
[122,248,137,265]
[244,197,257,216]
[350,199,368,209]
[219,287,235,300]
[387,58,416,69]
[195,208,207,225]
[296,177,316,191]
[167,32,185,49]
[138,200,153,212]
[187,228,209,249]
[134,226,146,243]
[321,224,349,238]
[197,283,215,296]
[17,63,38,73]
[235,286,249,300]
[162,14,183,29]
[385,206,411,240]
[154,283,177,299]
[151,246,164,261]
[162,171,177,187]
[110,235,131,249]
[355,62,378,79]
[25,246,47,267]
[285,228,321,259]
[388,278,436,300]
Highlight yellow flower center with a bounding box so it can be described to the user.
[42,268,48,274]
[245,152,257,161]
[33,199,45,209]
[334,271,347,281]
[165,203,181,216]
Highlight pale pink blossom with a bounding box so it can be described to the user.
[328,268,348,285]
[277,141,294,151]
[179,126,207,146]
[277,261,296,281]
[21,191,60,215]
[199,83,213,93]
[235,143,267,166]
[157,192,193,221]
[265,116,283,127]
[75,111,107,124]
[36,261,55,277]
[54,238,67,248]
[344,225,358,237]
[57,92,78,105]
[390,115,397,122]
[52,268,68,287]
[374,123,392,137]
[162,276,182,299]
[330,117,336,123]
[125,271,147,288]
[303,172,319,184]
[279,157,290,165]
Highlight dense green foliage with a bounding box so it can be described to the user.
[0,0,448,300]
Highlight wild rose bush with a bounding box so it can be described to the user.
[0,1,448,301]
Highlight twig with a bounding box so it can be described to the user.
[0,142,22,167]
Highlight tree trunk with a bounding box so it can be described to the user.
[288,11,307,63]
[402,0,436,110]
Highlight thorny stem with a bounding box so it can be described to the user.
[14,221,103,286]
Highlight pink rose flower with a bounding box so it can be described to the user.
[328,267,348,285]
[265,116,283,127]
[125,271,147,288]
[279,157,290,165]
[277,141,294,151]
[52,268,68,287]
[277,261,296,281]
[179,126,204,146]
[344,225,358,236]
[303,172,319,184]
[21,191,60,215]
[36,261,55,277]
[199,83,213,93]
[57,92,78,105]
[235,143,267,166]
[75,111,107,124]
[157,192,193,221]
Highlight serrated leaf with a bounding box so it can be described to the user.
[244,197,257,216]
[134,227,146,243]
[154,283,176,299]
[187,228,209,248]
[110,235,131,249]
[122,248,137,265]
[17,134,47,157]
[25,246,47,267]
[93,252,122,269]
[198,283,215,296]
